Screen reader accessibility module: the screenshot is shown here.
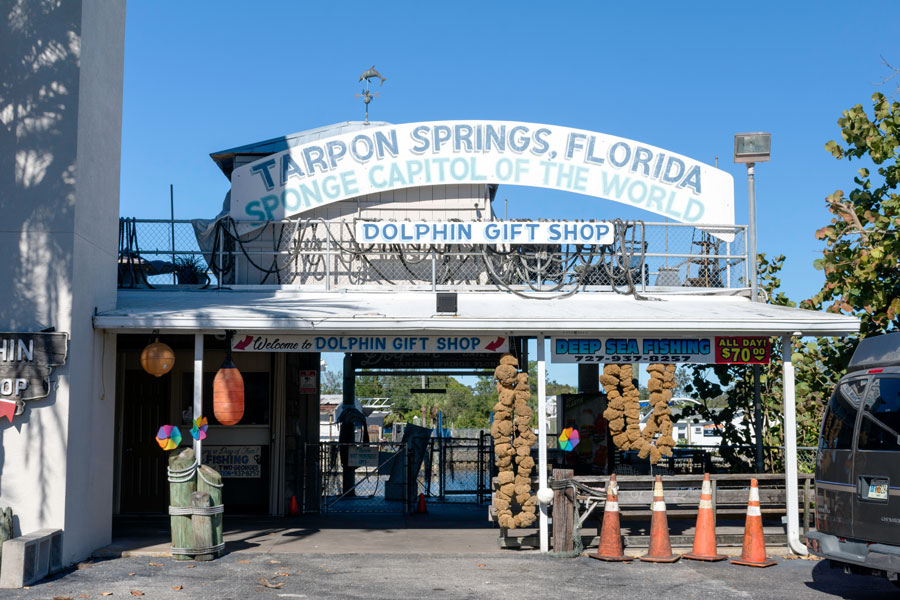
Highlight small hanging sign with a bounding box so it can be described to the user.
[202,446,261,478]
[299,370,317,394]
[0,332,69,421]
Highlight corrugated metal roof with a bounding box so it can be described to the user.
[94,290,859,337]
[209,121,391,179]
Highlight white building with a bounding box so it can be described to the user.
[0,4,858,566]
[670,407,753,446]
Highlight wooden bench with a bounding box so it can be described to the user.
[492,472,815,550]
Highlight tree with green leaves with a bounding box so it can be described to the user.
[683,88,900,468]
[806,92,900,336]
[782,90,900,455]
[525,360,578,420]
[682,254,828,469]
[321,370,343,394]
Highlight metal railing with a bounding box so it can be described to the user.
[310,437,494,514]
[118,217,748,294]
[609,445,818,475]
[313,441,409,514]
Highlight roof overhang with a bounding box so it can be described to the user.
[95,290,860,338]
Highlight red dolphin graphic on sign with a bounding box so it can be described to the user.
[0,400,16,422]
[485,336,506,352]
[233,335,254,351]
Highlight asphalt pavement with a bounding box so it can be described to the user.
[8,552,899,600]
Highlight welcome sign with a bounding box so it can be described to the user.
[230,121,735,239]
[232,334,509,354]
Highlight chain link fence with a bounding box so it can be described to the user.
[119,219,217,287]
[118,218,748,293]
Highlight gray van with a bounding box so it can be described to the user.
[806,332,900,584]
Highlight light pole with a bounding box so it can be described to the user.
[734,132,771,473]
[733,133,771,301]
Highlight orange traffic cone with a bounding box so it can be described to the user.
[640,475,680,563]
[731,479,777,568]
[288,495,300,516]
[415,493,428,514]
[684,473,726,561]
[588,474,632,562]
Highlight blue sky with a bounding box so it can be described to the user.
[120,2,899,385]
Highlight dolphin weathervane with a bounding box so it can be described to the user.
[356,65,386,123]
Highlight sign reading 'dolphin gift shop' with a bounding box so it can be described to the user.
[0,332,69,421]
[232,334,509,354]
[354,220,614,245]
[230,120,735,240]
[552,336,770,364]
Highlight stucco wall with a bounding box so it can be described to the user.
[0,0,125,563]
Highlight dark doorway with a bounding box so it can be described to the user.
[120,370,170,513]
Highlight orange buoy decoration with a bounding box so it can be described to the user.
[141,333,175,377]
[213,336,244,425]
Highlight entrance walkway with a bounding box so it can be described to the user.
[99,503,500,557]
[98,504,794,558]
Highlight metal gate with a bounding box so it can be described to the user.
[309,435,493,514]
[420,433,493,503]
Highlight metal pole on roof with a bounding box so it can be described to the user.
[782,334,807,555]
[171,184,177,285]
[754,366,763,472]
[747,163,757,302]
[747,162,764,473]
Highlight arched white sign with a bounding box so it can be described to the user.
[230,120,734,235]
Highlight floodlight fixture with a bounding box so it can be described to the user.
[734,132,771,164]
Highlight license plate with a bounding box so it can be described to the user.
[869,482,889,500]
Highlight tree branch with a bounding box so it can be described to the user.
[826,198,871,246]
[878,55,900,97]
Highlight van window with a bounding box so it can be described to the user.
[820,379,865,449]
[858,377,900,451]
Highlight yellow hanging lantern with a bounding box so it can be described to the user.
[213,356,244,426]
[141,337,175,377]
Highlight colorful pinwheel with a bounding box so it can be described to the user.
[558,427,580,451]
[155,425,182,450]
[191,416,208,441]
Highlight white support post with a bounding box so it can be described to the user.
[194,333,204,459]
[782,334,807,555]
[537,335,549,553]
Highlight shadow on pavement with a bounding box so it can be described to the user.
[805,560,900,599]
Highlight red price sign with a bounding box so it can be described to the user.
[714,337,770,364]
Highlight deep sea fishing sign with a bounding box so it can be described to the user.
[230,121,734,239]
[552,336,771,364]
